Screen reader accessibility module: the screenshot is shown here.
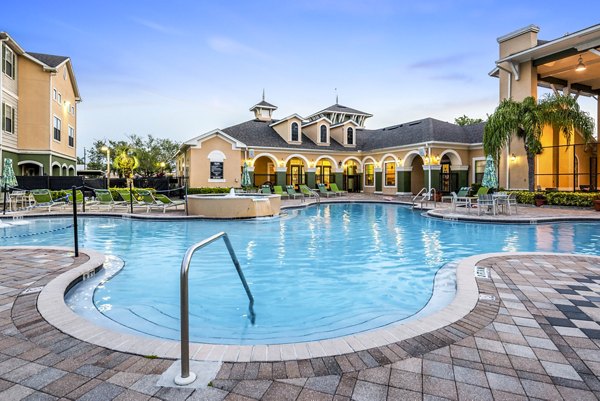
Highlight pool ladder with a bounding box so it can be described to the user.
[175,231,255,386]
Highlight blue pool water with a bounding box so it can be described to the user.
[2,203,600,344]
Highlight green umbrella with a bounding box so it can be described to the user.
[481,155,498,189]
[0,159,18,189]
[241,162,252,188]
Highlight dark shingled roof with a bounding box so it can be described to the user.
[27,52,69,67]
[311,103,372,116]
[221,119,349,151]
[250,100,277,110]
[219,118,484,152]
[356,118,485,151]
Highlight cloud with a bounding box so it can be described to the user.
[207,36,268,59]
[131,17,181,35]
[408,53,474,69]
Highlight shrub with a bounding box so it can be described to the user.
[508,190,599,207]
[187,187,233,194]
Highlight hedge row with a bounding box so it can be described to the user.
[510,190,600,207]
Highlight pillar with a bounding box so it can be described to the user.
[275,167,287,187]
[453,165,469,189]
[306,168,316,188]
[375,168,383,193]
[333,168,343,189]
[396,167,412,194]
[423,165,441,192]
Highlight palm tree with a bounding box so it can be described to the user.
[484,94,595,191]
[113,144,140,180]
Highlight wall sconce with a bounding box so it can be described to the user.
[278,161,285,167]
[396,159,402,167]
[338,161,342,168]
[510,153,516,162]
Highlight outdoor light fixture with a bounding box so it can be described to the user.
[575,56,586,72]
[511,153,516,162]
[101,145,110,179]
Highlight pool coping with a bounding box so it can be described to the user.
[33,245,491,363]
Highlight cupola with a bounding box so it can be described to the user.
[249,90,277,122]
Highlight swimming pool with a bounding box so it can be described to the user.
[3,203,600,345]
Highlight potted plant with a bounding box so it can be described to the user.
[534,193,546,207]
[594,199,600,212]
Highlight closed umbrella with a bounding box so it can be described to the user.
[0,159,18,190]
[241,162,252,188]
[481,155,498,189]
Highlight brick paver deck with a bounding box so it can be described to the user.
[1,235,600,398]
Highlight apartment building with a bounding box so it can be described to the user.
[1,32,80,177]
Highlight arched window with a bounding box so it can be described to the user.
[347,127,354,145]
[320,125,327,143]
[291,122,299,141]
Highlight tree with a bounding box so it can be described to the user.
[455,115,483,126]
[112,144,139,178]
[128,134,180,176]
[483,94,595,191]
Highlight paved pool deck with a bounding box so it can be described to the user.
[0,199,600,399]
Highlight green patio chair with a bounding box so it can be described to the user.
[329,183,347,196]
[299,185,317,198]
[154,192,186,212]
[261,185,272,194]
[116,189,149,212]
[285,185,304,200]
[476,187,489,196]
[273,186,289,199]
[317,183,336,198]
[30,189,67,212]
[66,190,99,209]
[93,189,128,211]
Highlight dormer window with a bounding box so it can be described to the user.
[291,122,299,141]
[347,127,354,145]
[320,124,328,143]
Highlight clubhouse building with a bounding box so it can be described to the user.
[178,23,600,194]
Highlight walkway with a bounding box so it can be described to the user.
[0,249,600,399]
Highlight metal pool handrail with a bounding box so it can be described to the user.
[174,231,255,386]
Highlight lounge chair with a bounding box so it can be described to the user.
[299,185,318,199]
[285,185,304,200]
[136,190,182,213]
[450,191,471,212]
[317,183,336,198]
[329,183,347,196]
[30,189,67,212]
[116,189,149,212]
[261,185,272,194]
[93,189,128,211]
[442,186,470,203]
[66,190,99,209]
[273,186,289,199]
[154,193,186,210]
[495,192,517,215]
[476,187,489,196]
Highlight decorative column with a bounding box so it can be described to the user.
[452,165,469,189]
[423,165,442,192]
[275,167,287,187]
[333,168,344,189]
[396,166,412,195]
[306,168,316,188]
[375,168,383,193]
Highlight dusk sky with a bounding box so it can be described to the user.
[4,1,599,156]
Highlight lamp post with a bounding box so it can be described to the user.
[101,145,111,185]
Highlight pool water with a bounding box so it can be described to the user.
[2,203,600,344]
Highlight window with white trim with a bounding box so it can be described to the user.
[68,126,74,147]
[53,89,57,101]
[364,163,374,186]
[291,122,299,141]
[53,116,61,141]
[2,103,15,134]
[385,161,395,186]
[347,127,354,145]
[319,124,328,143]
[2,45,15,79]
[57,92,62,104]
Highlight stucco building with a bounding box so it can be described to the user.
[1,32,81,177]
[177,97,486,195]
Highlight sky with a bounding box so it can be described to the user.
[3,0,600,156]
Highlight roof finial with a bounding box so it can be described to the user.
[335,88,338,104]
[262,88,265,101]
